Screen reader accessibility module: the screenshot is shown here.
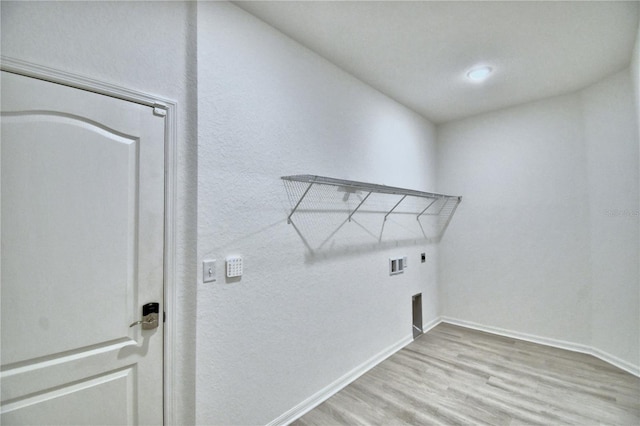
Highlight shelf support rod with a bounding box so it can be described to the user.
[423,197,453,216]
[348,192,372,222]
[384,195,407,221]
[438,197,462,237]
[287,182,314,224]
[416,198,439,220]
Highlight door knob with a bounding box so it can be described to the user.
[129,302,159,330]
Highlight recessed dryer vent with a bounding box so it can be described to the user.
[412,293,423,339]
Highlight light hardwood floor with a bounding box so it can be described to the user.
[293,323,640,425]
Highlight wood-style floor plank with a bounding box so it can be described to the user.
[293,323,640,425]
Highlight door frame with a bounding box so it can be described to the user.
[0,56,178,425]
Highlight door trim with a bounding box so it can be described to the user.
[0,56,178,425]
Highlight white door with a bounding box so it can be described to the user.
[1,71,165,425]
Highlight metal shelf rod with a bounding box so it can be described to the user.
[438,198,462,236]
[287,181,314,224]
[348,191,372,222]
[281,175,449,200]
[384,195,407,221]
[416,198,439,220]
[432,198,450,215]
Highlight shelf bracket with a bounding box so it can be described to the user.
[287,182,314,224]
[434,198,449,215]
[384,195,407,221]
[348,191,372,222]
[416,198,439,220]
[438,197,462,236]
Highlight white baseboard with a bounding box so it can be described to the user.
[267,333,414,426]
[269,316,638,425]
[421,316,442,334]
[441,316,640,378]
[589,346,640,378]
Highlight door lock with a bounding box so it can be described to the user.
[129,302,159,330]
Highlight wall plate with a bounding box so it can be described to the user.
[389,256,405,275]
[226,256,243,278]
[203,259,216,283]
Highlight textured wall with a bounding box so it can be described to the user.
[438,71,640,370]
[196,2,441,424]
[1,2,198,424]
[583,70,640,369]
[5,2,637,424]
[437,93,593,345]
[632,22,640,319]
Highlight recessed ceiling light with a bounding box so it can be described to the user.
[467,66,493,82]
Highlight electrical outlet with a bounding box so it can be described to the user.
[389,256,406,275]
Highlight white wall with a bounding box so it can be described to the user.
[635,26,640,344]
[437,93,593,345]
[632,22,640,299]
[196,2,440,424]
[0,2,198,424]
[633,24,640,123]
[438,70,640,370]
[583,70,640,370]
[3,2,638,424]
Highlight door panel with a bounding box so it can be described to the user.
[2,367,135,425]
[2,115,138,363]
[1,71,165,425]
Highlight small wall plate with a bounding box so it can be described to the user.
[389,256,405,275]
[203,259,216,283]
[226,256,243,278]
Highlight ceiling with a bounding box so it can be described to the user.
[234,1,639,124]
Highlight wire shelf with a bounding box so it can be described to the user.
[281,174,462,226]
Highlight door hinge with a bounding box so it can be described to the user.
[153,102,167,117]
[163,311,166,323]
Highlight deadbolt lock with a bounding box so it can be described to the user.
[129,302,159,330]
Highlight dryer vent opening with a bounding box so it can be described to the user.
[412,293,423,339]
